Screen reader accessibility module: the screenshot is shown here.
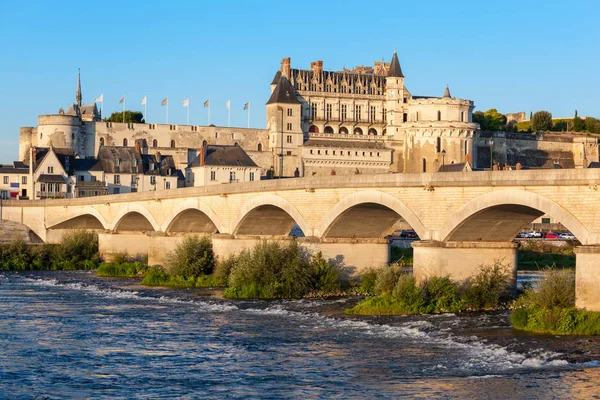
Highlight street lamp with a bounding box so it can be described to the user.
[441,149,446,168]
[489,138,494,169]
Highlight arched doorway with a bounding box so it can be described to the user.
[309,125,319,133]
[324,126,334,134]
[339,127,349,135]
[354,127,363,135]
[368,128,378,136]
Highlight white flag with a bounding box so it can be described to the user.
[161,97,168,106]
[141,96,147,105]
[94,94,103,103]
[119,95,125,104]
[183,98,189,107]
[243,102,249,110]
[203,99,210,107]
[226,100,230,109]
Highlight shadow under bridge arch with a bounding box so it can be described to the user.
[162,200,225,234]
[47,209,108,230]
[319,191,426,239]
[232,194,311,237]
[438,189,591,244]
[112,205,160,232]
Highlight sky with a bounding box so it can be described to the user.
[0,0,598,163]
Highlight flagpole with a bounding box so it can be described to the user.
[166,101,169,124]
[208,99,211,125]
[145,102,147,123]
[122,94,125,123]
[248,103,250,128]
[228,103,231,127]
[187,99,190,125]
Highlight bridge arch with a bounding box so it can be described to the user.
[161,199,226,234]
[438,189,591,244]
[318,191,427,239]
[231,194,312,236]
[47,208,109,230]
[111,204,160,232]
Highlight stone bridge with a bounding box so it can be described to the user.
[2,170,600,309]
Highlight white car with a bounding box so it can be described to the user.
[559,232,576,240]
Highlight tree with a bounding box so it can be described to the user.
[585,117,600,134]
[531,111,553,132]
[104,110,145,123]
[483,108,507,131]
[573,110,585,132]
[472,111,489,130]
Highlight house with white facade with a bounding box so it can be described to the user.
[185,145,261,187]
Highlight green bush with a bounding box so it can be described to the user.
[390,247,413,264]
[311,252,340,293]
[374,263,404,296]
[461,261,512,309]
[521,269,575,309]
[98,261,146,277]
[141,266,171,286]
[166,235,215,279]
[357,268,379,295]
[391,274,424,313]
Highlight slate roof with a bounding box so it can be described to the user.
[141,153,179,176]
[266,76,300,105]
[75,158,103,172]
[65,103,98,117]
[97,146,143,174]
[188,145,259,168]
[443,85,451,98]
[37,174,66,183]
[588,162,600,168]
[388,51,404,78]
[438,162,472,172]
[34,147,75,175]
[0,162,29,174]
[270,70,282,85]
[304,139,389,150]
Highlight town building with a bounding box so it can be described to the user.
[185,144,261,187]
[0,162,29,200]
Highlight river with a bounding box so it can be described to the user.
[1,271,600,399]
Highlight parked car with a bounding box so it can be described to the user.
[400,230,419,239]
[545,232,560,239]
[529,231,544,238]
[558,232,577,240]
[516,232,531,238]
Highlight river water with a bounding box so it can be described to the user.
[2,271,600,399]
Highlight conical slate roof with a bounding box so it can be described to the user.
[388,51,404,78]
[270,70,282,85]
[266,75,300,105]
[443,85,451,98]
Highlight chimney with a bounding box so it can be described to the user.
[311,60,323,74]
[280,57,291,78]
[199,146,205,166]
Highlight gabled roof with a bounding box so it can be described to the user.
[97,146,143,174]
[141,153,179,176]
[188,145,259,168]
[33,147,75,175]
[266,75,300,105]
[388,51,404,78]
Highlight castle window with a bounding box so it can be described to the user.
[123,138,128,147]
[437,111,442,121]
[318,150,321,155]
[286,151,291,156]
[403,113,408,123]
[403,98,407,103]
[310,150,313,154]
[215,132,218,139]
[461,111,465,122]
[333,151,336,155]
[436,137,441,153]
[287,123,292,130]
[287,108,292,116]
[341,105,347,121]
[355,105,362,121]
[348,151,351,155]
[170,140,176,148]
[383,108,387,122]
[100,138,104,146]
[153,139,158,148]
[326,104,332,120]
[258,143,262,152]
[325,150,328,155]
[370,106,376,122]
[422,158,427,173]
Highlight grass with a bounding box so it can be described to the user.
[347,261,513,315]
[517,240,575,270]
[141,266,224,288]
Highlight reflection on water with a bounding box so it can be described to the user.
[0,271,599,399]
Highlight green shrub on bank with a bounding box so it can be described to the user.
[166,235,215,278]
[0,230,100,271]
[140,265,222,288]
[348,262,513,315]
[509,269,600,335]
[97,253,148,277]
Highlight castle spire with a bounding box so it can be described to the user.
[76,68,82,107]
[443,84,451,98]
[388,49,404,78]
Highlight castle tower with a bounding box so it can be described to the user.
[76,68,82,107]
[385,50,406,138]
[265,75,303,177]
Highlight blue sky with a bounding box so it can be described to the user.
[0,0,598,162]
